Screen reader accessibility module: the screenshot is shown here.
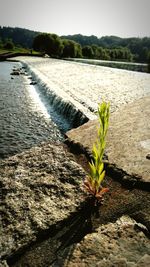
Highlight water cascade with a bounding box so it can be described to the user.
[22,61,92,129]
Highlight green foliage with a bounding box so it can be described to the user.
[33,33,50,52]
[62,34,150,63]
[98,47,110,60]
[0,26,39,48]
[33,33,63,57]
[1,26,150,62]
[62,39,82,58]
[3,39,14,50]
[61,34,100,47]
[84,102,110,201]
[82,45,94,59]
[107,47,133,62]
[82,45,133,61]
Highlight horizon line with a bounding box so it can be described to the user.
[0,25,150,39]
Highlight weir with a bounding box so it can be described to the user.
[16,56,150,117]
[21,61,95,129]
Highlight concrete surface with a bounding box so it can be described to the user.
[67,96,150,182]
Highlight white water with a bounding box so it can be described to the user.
[16,57,150,117]
[0,61,66,159]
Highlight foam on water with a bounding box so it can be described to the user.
[18,57,150,115]
[0,61,66,159]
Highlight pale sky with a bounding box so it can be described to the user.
[0,0,150,38]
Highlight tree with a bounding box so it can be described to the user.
[91,45,100,59]
[123,48,133,62]
[0,26,38,48]
[98,47,110,60]
[61,34,100,46]
[62,39,82,58]
[76,43,82,58]
[82,45,94,59]
[33,33,63,57]
[33,33,49,52]
[0,26,149,63]
[3,39,14,50]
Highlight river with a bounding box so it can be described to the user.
[0,61,70,159]
[0,57,150,159]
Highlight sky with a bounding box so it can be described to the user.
[0,0,150,38]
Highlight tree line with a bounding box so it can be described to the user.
[0,26,150,63]
[62,34,150,63]
[33,33,133,62]
[0,26,38,48]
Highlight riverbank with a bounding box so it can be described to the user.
[0,49,42,61]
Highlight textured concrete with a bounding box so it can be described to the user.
[1,141,150,266]
[0,142,86,261]
[52,216,150,267]
[67,96,150,182]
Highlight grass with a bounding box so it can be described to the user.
[0,47,40,56]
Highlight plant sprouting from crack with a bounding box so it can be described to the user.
[84,101,110,202]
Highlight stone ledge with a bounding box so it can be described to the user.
[66,96,150,184]
[1,141,150,266]
[52,215,150,267]
[0,142,86,261]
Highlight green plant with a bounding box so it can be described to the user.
[84,101,110,202]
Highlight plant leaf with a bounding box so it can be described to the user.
[98,170,105,185]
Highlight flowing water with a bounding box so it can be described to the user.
[0,61,71,159]
[1,57,150,159]
[19,57,150,115]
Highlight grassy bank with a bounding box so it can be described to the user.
[0,47,40,61]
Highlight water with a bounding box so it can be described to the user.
[18,57,150,114]
[65,58,148,73]
[0,61,70,159]
[1,57,150,159]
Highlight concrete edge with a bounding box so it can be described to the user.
[65,137,150,191]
